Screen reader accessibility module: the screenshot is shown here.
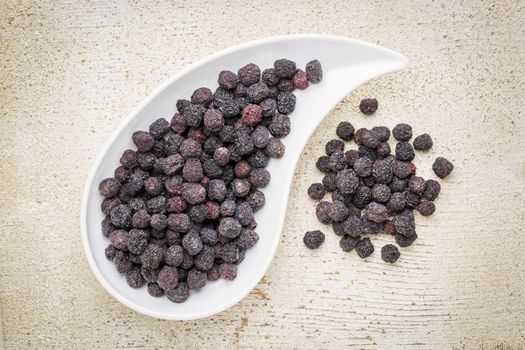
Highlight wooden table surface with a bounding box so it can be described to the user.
[1,1,524,349]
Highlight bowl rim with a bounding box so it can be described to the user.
[80,34,408,320]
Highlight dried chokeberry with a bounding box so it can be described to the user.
[392,123,413,141]
[355,238,374,258]
[303,230,325,249]
[432,157,454,178]
[381,244,400,263]
[413,133,433,151]
[359,98,378,115]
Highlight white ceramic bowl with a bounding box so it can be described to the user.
[81,34,408,320]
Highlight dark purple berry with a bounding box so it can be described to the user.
[277,79,295,92]
[396,232,418,247]
[355,238,374,258]
[416,201,436,216]
[363,202,389,223]
[315,201,332,224]
[408,176,426,194]
[305,59,323,83]
[394,210,416,237]
[325,139,344,156]
[316,155,331,173]
[303,230,325,249]
[109,230,128,251]
[404,191,421,209]
[194,245,215,271]
[181,182,206,204]
[322,173,337,192]
[146,196,166,214]
[353,158,374,178]
[423,179,441,201]
[340,235,360,252]
[120,149,138,169]
[140,244,164,269]
[110,204,132,228]
[336,169,359,194]
[170,113,188,134]
[308,183,325,200]
[167,213,190,233]
[392,160,416,179]
[219,263,238,280]
[132,131,155,152]
[126,267,145,288]
[371,126,390,142]
[329,200,350,222]
[377,142,391,157]
[262,68,280,86]
[157,266,179,291]
[359,98,378,115]
[276,92,296,114]
[149,118,170,139]
[264,138,285,158]
[396,142,415,161]
[218,70,238,90]
[345,150,360,167]
[274,58,296,78]
[328,150,347,172]
[432,157,454,178]
[147,282,164,297]
[387,192,406,213]
[246,190,265,211]
[352,186,372,209]
[392,123,413,141]
[413,133,433,151]
[215,242,240,263]
[219,217,242,238]
[99,178,121,198]
[126,229,148,255]
[251,126,270,150]
[182,230,203,256]
[238,63,260,86]
[268,113,291,138]
[381,244,400,263]
[372,184,391,203]
[336,121,355,141]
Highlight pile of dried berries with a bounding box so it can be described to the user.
[304,99,454,263]
[99,58,323,302]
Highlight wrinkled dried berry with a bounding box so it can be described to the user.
[372,183,391,203]
[355,238,374,258]
[336,169,359,194]
[167,213,190,233]
[182,230,203,256]
[157,266,179,291]
[413,133,433,151]
[110,204,132,228]
[234,229,259,249]
[396,142,415,161]
[265,137,285,158]
[372,158,394,184]
[216,242,240,263]
[188,204,208,223]
[394,210,416,237]
[139,244,164,269]
[194,245,215,271]
[432,157,454,178]
[181,183,206,204]
[308,183,325,200]
[277,92,296,114]
[269,113,291,138]
[336,121,355,141]
[238,63,260,86]
[316,155,331,173]
[381,244,400,263]
[219,217,242,238]
[147,282,164,297]
[274,58,296,78]
[277,79,295,92]
[353,157,374,178]
[386,192,406,213]
[328,151,347,172]
[396,232,418,247]
[99,178,121,198]
[315,201,333,224]
[219,263,237,281]
[371,126,390,142]
[377,142,391,157]
[126,229,148,255]
[359,98,378,115]
[328,200,350,222]
[216,70,239,91]
[322,173,337,191]
[422,179,441,201]
[340,235,360,252]
[249,168,270,188]
[416,201,436,216]
[246,190,265,211]
[392,160,416,179]
[303,230,325,249]
[132,131,155,152]
[126,267,145,288]
[305,59,323,83]
[325,139,345,156]
[353,186,372,209]
[392,123,413,141]
[404,191,421,209]
[408,176,426,194]
[364,202,389,223]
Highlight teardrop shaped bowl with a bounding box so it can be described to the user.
[81,34,409,320]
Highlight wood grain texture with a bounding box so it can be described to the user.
[0,0,524,349]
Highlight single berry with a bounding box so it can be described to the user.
[432,157,454,178]
[359,98,378,115]
[303,230,325,249]
[381,244,400,263]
